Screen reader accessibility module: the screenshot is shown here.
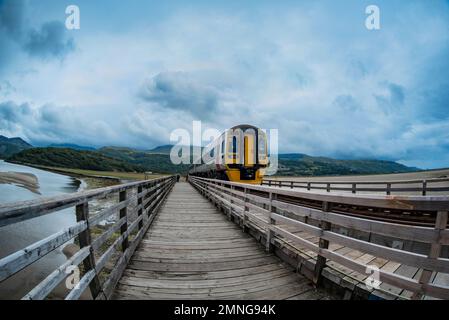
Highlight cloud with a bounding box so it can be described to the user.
[0,0,25,38]
[23,21,74,59]
[0,0,74,72]
[139,71,222,119]
[1,1,449,168]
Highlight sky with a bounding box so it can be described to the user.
[0,0,448,169]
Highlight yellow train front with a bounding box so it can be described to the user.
[188,124,269,184]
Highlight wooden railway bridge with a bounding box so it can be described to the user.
[0,175,448,300]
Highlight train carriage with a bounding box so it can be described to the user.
[188,124,269,184]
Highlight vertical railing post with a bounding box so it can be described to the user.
[313,201,332,285]
[307,182,311,191]
[137,185,143,229]
[326,183,330,192]
[386,183,391,195]
[268,180,271,187]
[75,202,102,298]
[412,210,448,299]
[290,181,294,189]
[266,192,276,252]
[242,188,249,233]
[119,189,129,252]
[228,185,234,221]
[352,183,356,194]
[422,180,427,196]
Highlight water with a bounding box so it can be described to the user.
[0,160,82,299]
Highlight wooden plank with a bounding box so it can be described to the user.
[0,221,87,282]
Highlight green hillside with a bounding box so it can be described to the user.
[8,148,145,172]
[276,154,418,176]
[99,146,190,174]
[0,135,33,159]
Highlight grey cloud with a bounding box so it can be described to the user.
[0,100,31,122]
[139,71,220,119]
[24,21,74,59]
[0,0,74,69]
[0,0,25,38]
[333,94,359,112]
[375,82,405,114]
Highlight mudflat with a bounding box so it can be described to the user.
[0,171,40,194]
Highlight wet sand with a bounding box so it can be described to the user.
[0,171,40,194]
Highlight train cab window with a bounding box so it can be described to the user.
[210,148,214,158]
[221,140,225,153]
[232,136,237,153]
[258,132,267,161]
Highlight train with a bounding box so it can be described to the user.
[188,124,269,184]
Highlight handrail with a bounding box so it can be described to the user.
[262,177,449,196]
[189,176,449,300]
[0,175,176,300]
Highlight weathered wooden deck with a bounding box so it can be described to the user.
[112,182,331,300]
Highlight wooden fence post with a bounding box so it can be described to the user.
[119,190,129,252]
[266,192,276,252]
[412,210,448,299]
[137,185,143,230]
[228,185,234,221]
[422,180,427,196]
[313,201,332,285]
[75,202,102,298]
[242,188,249,233]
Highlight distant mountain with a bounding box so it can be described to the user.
[48,143,96,151]
[2,137,419,176]
[276,153,419,176]
[99,146,190,174]
[0,135,33,159]
[147,144,174,154]
[8,148,145,172]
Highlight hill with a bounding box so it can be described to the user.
[8,148,145,172]
[48,143,96,151]
[0,135,33,159]
[147,144,174,154]
[276,153,418,176]
[99,146,190,174]
[98,146,418,176]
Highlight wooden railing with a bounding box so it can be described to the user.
[0,176,176,300]
[262,177,449,195]
[189,176,449,299]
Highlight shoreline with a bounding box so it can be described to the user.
[0,171,41,194]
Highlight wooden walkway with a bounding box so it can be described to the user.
[112,182,331,300]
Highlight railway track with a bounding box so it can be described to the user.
[239,187,442,227]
